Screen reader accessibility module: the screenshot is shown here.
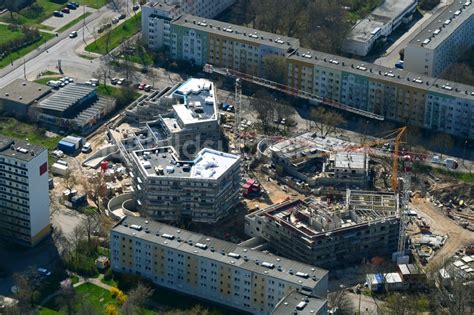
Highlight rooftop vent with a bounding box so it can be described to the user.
[228,252,240,259]
[261,262,274,269]
[296,272,309,278]
[195,243,207,249]
[296,301,308,311]
[130,224,142,231]
[162,233,174,240]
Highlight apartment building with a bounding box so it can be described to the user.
[169,15,300,75]
[144,13,474,139]
[110,216,328,315]
[405,1,473,77]
[342,0,418,56]
[124,78,222,159]
[0,137,50,247]
[142,0,236,48]
[130,146,240,223]
[245,190,400,269]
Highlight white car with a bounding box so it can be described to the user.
[52,150,64,158]
[82,142,92,153]
[69,31,78,38]
[90,78,99,84]
[37,268,51,276]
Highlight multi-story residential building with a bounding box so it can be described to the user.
[130,146,241,223]
[245,190,400,269]
[142,0,236,48]
[169,14,300,75]
[404,1,473,77]
[124,78,222,158]
[342,0,418,56]
[110,216,328,315]
[144,13,474,139]
[0,137,50,247]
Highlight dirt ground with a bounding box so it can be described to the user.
[410,197,474,269]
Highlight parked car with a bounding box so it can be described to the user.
[67,2,77,9]
[117,78,125,85]
[118,13,126,19]
[90,78,99,85]
[61,7,70,14]
[69,31,78,38]
[144,84,152,92]
[37,268,51,276]
[111,77,118,85]
[395,60,404,69]
[112,17,119,24]
[53,11,63,17]
[82,142,92,153]
[133,4,140,11]
[138,83,145,90]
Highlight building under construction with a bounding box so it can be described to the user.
[245,190,400,269]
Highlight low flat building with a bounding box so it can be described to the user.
[0,79,51,118]
[110,216,328,315]
[245,190,400,269]
[342,0,418,56]
[131,146,241,223]
[269,133,370,187]
[0,136,50,247]
[34,83,115,134]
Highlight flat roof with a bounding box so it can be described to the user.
[113,216,328,288]
[0,136,46,162]
[347,0,417,43]
[270,133,356,166]
[409,1,473,49]
[38,83,95,113]
[173,14,300,49]
[172,79,218,123]
[0,79,51,105]
[133,146,239,179]
[287,48,474,98]
[271,290,326,315]
[333,152,367,170]
[248,190,399,240]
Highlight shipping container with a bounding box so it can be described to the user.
[51,163,69,176]
[58,140,77,154]
[64,136,83,148]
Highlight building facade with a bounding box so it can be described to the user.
[404,1,474,77]
[110,216,328,315]
[143,13,474,139]
[342,0,418,56]
[245,190,400,269]
[131,146,241,223]
[0,137,50,247]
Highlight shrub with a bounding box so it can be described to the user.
[110,287,121,297]
[105,304,119,315]
[116,291,127,305]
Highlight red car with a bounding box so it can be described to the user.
[138,83,145,90]
[62,7,70,14]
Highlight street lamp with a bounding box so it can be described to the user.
[462,140,468,166]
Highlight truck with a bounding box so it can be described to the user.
[51,163,68,176]
[444,158,458,170]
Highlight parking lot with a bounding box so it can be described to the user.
[42,5,95,31]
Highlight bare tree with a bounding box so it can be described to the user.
[328,288,354,315]
[63,169,77,191]
[79,207,101,247]
[309,107,346,137]
[12,272,37,314]
[56,281,76,315]
[85,172,108,213]
[93,57,112,87]
[250,90,275,132]
[121,283,155,315]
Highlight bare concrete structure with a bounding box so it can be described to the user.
[245,190,400,269]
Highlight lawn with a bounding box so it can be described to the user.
[34,77,61,85]
[75,283,116,310]
[0,32,54,69]
[0,24,25,45]
[85,12,141,55]
[0,0,106,28]
[57,12,92,33]
[96,85,140,100]
[0,118,61,150]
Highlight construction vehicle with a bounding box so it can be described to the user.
[203,63,385,121]
[242,179,262,198]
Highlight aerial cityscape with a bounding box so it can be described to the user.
[0,0,473,314]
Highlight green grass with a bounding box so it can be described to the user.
[75,283,115,311]
[56,12,91,32]
[34,76,61,85]
[102,277,118,287]
[85,12,141,55]
[96,85,140,99]
[70,275,80,285]
[77,0,108,9]
[38,306,60,315]
[0,0,63,29]
[0,24,25,45]
[0,32,54,69]
[0,118,61,150]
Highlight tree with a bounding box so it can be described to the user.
[79,207,100,247]
[76,294,99,315]
[85,172,107,213]
[12,272,37,314]
[56,281,76,315]
[328,288,354,315]
[63,169,77,191]
[121,283,155,315]
[105,304,119,315]
[309,107,346,137]
[2,0,28,20]
[250,89,275,132]
[93,57,111,87]
[263,54,287,84]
